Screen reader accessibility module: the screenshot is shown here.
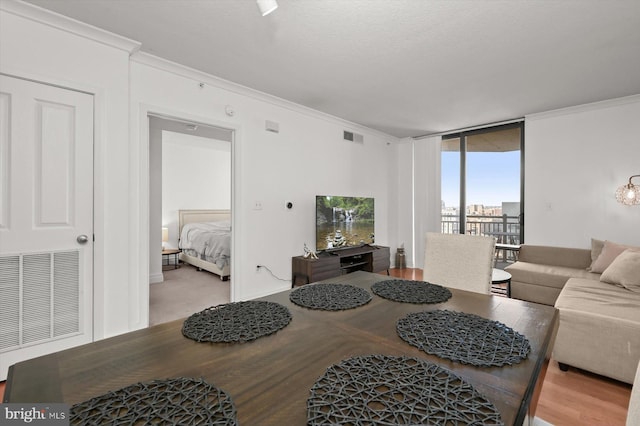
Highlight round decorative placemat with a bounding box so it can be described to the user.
[371,279,452,304]
[70,377,237,425]
[289,283,372,311]
[182,301,291,343]
[397,309,531,367]
[307,354,503,425]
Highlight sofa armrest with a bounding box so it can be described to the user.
[518,245,592,269]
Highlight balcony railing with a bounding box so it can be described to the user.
[441,214,521,244]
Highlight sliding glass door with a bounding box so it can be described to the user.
[441,123,524,257]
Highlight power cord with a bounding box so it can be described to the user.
[256,264,290,282]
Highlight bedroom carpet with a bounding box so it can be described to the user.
[150,264,230,326]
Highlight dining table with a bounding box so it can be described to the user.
[4,270,558,425]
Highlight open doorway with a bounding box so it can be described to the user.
[148,115,233,325]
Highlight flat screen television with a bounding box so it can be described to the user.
[316,195,375,252]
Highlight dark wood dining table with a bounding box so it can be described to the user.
[4,271,558,425]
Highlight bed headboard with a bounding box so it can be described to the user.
[178,209,231,236]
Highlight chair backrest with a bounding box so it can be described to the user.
[423,232,496,294]
[628,360,640,426]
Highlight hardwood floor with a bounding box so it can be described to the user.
[1,268,632,424]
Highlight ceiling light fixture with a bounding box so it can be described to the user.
[257,0,278,16]
[615,174,640,206]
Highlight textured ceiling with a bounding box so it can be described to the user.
[23,0,640,138]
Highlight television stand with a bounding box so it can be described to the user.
[291,245,390,287]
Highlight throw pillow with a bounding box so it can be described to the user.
[589,238,605,264]
[589,240,637,273]
[600,249,640,292]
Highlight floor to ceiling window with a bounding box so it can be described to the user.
[441,122,524,254]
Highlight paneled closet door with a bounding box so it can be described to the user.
[0,75,94,381]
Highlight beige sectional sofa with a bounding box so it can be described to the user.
[505,245,598,306]
[505,241,640,384]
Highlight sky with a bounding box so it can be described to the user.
[441,150,521,208]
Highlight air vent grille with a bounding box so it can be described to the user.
[343,131,364,144]
[0,251,81,352]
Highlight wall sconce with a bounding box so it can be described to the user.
[162,227,169,250]
[257,0,278,16]
[615,175,640,206]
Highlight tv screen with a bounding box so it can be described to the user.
[316,195,375,252]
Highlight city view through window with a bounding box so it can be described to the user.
[441,125,523,250]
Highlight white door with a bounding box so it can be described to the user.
[0,75,94,381]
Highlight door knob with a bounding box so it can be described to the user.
[77,234,89,244]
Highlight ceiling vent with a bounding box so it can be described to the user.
[343,130,364,144]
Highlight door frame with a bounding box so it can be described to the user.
[442,121,525,243]
[0,73,97,379]
[0,70,106,341]
[136,104,239,328]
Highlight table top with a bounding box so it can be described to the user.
[4,271,558,425]
[492,267,513,283]
[161,248,180,255]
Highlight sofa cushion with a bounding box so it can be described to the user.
[553,277,640,384]
[589,240,640,273]
[505,261,599,290]
[589,238,605,262]
[600,249,640,292]
[556,277,640,323]
[518,245,592,269]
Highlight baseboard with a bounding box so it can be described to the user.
[149,272,164,284]
[533,416,554,426]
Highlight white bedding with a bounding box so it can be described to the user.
[179,221,231,269]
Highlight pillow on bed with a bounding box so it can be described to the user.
[589,240,638,273]
[600,249,640,292]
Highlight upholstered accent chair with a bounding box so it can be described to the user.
[423,232,496,294]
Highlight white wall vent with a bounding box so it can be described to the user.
[343,130,364,144]
[0,251,80,352]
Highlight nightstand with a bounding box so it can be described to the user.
[162,249,180,269]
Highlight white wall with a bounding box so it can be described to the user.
[412,136,443,268]
[0,4,140,338]
[129,54,397,303]
[391,138,414,266]
[525,95,640,248]
[6,0,639,349]
[162,131,231,249]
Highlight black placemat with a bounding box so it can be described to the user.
[397,309,531,367]
[307,354,503,425]
[182,301,291,343]
[371,279,452,304]
[289,283,372,311]
[70,377,237,425]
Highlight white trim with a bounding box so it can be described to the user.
[413,118,524,140]
[0,0,141,54]
[525,94,640,121]
[137,103,241,324]
[0,70,107,342]
[131,52,396,142]
[149,273,164,284]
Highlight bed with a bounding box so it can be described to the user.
[178,209,231,281]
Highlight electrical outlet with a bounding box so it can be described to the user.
[253,201,263,210]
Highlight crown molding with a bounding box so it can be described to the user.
[525,94,640,121]
[131,51,396,141]
[0,0,141,54]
